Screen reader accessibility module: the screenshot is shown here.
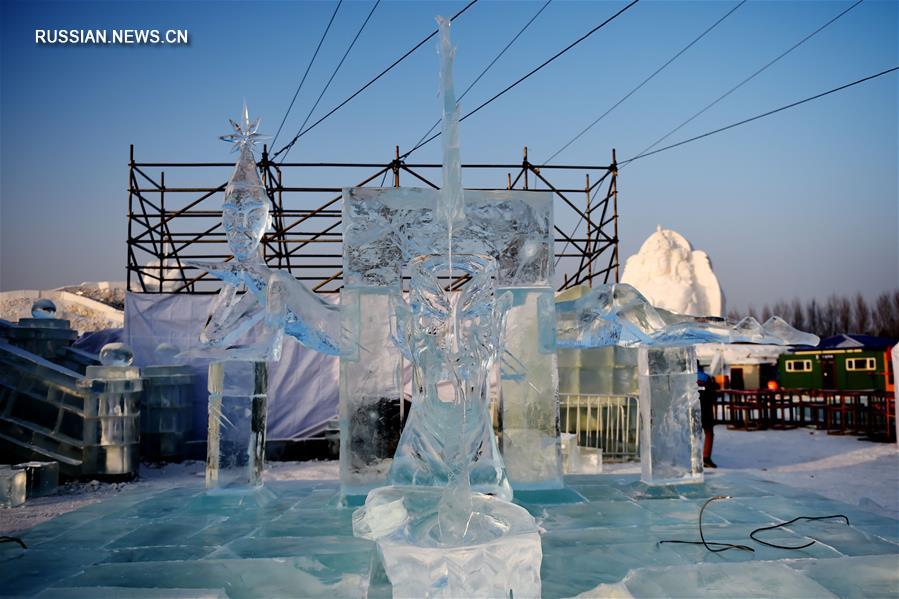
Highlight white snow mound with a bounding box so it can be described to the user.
[621,225,724,317]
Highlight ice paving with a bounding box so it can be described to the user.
[1,1,898,598]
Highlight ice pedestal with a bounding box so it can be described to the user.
[0,466,26,507]
[141,364,194,461]
[14,461,59,497]
[353,486,542,599]
[206,361,267,491]
[637,345,703,485]
[499,287,563,489]
[339,288,404,497]
[79,363,142,477]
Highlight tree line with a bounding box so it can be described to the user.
[727,289,899,340]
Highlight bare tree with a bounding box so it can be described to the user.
[791,298,805,331]
[726,309,741,323]
[854,293,871,334]
[761,304,772,323]
[772,300,790,321]
[820,296,839,337]
[835,295,852,333]
[805,299,821,337]
[748,305,759,322]
[873,293,895,337]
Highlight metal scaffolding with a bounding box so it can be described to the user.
[127,145,619,294]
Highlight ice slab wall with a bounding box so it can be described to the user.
[637,345,703,485]
[0,467,26,507]
[206,361,267,491]
[341,186,561,492]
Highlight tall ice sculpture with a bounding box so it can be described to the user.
[352,19,542,598]
[185,105,342,492]
[340,32,562,497]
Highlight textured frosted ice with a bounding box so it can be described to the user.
[389,254,511,498]
[343,187,553,288]
[99,342,134,367]
[205,360,267,491]
[557,283,820,348]
[184,105,341,361]
[638,345,703,486]
[353,486,541,599]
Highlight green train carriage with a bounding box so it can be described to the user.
[777,335,895,392]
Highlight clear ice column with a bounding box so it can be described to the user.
[206,360,267,491]
[637,345,703,485]
[499,287,563,489]
[339,288,405,497]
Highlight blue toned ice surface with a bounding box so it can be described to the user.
[2,473,897,598]
[557,283,820,348]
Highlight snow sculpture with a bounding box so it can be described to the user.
[352,19,542,598]
[621,226,724,317]
[185,105,341,492]
[340,50,560,493]
[557,283,818,485]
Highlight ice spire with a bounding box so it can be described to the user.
[437,17,464,226]
[220,103,268,211]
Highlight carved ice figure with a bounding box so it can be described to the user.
[389,254,512,499]
[184,105,342,492]
[556,283,819,348]
[557,283,818,485]
[184,104,342,362]
[352,20,542,599]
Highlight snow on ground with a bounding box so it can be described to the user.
[0,283,124,335]
[1,430,895,536]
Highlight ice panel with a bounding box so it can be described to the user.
[13,460,58,497]
[206,360,267,491]
[0,466,26,507]
[788,554,899,598]
[638,345,703,486]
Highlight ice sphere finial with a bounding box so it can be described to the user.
[154,342,180,365]
[31,298,57,319]
[99,342,134,367]
[437,16,464,226]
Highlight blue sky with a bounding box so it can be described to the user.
[1,0,896,313]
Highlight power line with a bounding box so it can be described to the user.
[620,65,899,164]
[403,0,641,157]
[279,0,381,163]
[272,0,479,160]
[271,1,342,149]
[629,0,865,163]
[404,0,553,159]
[542,0,746,166]
[553,63,898,268]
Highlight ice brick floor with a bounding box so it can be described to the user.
[2,473,897,598]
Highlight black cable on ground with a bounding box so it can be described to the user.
[0,536,27,550]
[749,514,850,550]
[659,496,755,553]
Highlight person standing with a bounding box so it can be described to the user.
[697,365,718,468]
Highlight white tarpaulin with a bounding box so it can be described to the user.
[125,292,339,441]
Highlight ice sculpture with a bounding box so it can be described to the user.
[31,298,57,319]
[352,19,542,598]
[638,345,703,485]
[184,104,342,361]
[184,105,343,491]
[141,343,194,461]
[340,46,561,493]
[557,283,819,348]
[557,283,818,486]
[389,254,512,498]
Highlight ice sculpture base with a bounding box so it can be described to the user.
[353,486,542,599]
[206,360,267,492]
[638,346,703,486]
